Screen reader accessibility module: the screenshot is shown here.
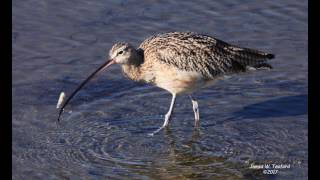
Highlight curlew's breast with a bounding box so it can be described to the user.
[143,62,212,94]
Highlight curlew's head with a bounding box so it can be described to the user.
[109,42,139,65]
[57,42,141,121]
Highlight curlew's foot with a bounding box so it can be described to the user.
[148,126,165,136]
[148,112,171,136]
[149,94,176,136]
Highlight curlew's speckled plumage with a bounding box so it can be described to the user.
[58,32,275,136]
[110,32,274,94]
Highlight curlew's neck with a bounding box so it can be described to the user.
[121,64,143,82]
[121,49,144,82]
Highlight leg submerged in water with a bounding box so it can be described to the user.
[189,95,200,127]
[149,93,177,136]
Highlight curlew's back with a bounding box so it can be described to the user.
[139,32,274,79]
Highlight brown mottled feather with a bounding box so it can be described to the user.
[139,32,274,79]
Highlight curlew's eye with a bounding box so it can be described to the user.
[118,50,123,55]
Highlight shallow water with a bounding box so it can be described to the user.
[13,0,307,179]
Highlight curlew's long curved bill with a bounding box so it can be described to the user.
[57,59,115,122]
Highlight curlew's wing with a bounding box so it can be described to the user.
[139,32,274,79]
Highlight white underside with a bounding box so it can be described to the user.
[154,69,215,94]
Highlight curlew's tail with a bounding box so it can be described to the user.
[225,44,275,69]
[266,53,275,59]
[251,62,273,69]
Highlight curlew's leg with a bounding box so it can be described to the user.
[189,95,200,127]
[149,93,176,136]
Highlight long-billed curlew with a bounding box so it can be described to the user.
[57,32,275,135]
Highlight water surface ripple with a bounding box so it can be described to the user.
[13,0,307,179]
